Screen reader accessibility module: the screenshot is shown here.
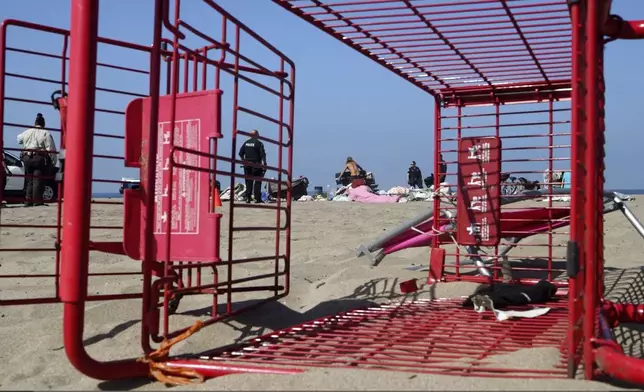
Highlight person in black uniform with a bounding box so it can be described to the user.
[424,154,449,188]
[238,129,267,203]
[438,153,447,183]
[407,161,423,189]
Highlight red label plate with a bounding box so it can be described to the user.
[123,89,222,262]
[456,136,502,247]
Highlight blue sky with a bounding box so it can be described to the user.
[1,0,643,193]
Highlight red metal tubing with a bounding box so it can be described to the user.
[237,106,291,131]
[595,304,644,386]
[601,301,644,327]
[225,24,241,315]
[370,28,570,46]
[160,39,292,100]
[4,45,148,74]
[343,20,570,38]
[237,129,289,148]
[164,360,303,378]
[272,1,434,95]
[594,343,644,387]
[331,13,564,31]
[283,62,295,297]
[206,0,294,69]
[583,0,601,380]
[430,97,442,262]
[1,14,14,211]
[169,147,288,178]
[2,19,155,61]
[604,17,644,40]
[314,1,564,19]
[274,58,284,296]
[161,0,185,39]
[6,72,145,98]
[374,36,570,53]
[328,6,567,27]
[1,293,143,306]
[61,0,147,380]
[179,22,280,80]
[159,0,183,339]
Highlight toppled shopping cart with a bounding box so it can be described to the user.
[2,0,644,388]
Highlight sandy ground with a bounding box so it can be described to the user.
[0,196,643,390]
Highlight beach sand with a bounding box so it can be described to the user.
[0,197,643,390]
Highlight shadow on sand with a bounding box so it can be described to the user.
[96,268,644,390]
[96,277,429,390]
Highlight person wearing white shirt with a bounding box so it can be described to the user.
[17,113,57,206]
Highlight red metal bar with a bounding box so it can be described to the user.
[594,341,644,386]
[272,1,435,95]
[160,0,182,338]
[429,97,442,279]
[139,0,166,356]
[61,0,146,379]
[275,0,572,98]
[595,302,644,385]
[5,0,640,386]
[189,298,569,379]
[583,0,600,380]
[596,40,606,302]
[604,17,644,39]
[226,24,242,315]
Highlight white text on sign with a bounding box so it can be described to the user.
[466,217,490,242]
[467,142,491,162]
[154,119,202,235]
[469,194,488,212]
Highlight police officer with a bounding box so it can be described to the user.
[407,161,423,189]
[17,113,57,206]
[438,153,447,183]
[238,129,267,203]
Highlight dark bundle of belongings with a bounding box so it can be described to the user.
[518,177,541,191]
[335,167,378,192]
[501,173,541,191]
[268,176,309,200]
[423,172,447,188]
[462,279,558,310]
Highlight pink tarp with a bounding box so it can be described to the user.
[347,185,401,204]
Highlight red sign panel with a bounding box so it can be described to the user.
[456,136,502,247]
[123,89,222,262]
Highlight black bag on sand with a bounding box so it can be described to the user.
[462,279,558,309]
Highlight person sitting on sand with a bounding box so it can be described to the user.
[340,157,361,181]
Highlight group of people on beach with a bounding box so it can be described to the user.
[406,157,447,189]
[339,155,447,190]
